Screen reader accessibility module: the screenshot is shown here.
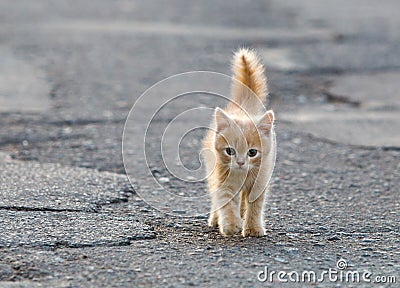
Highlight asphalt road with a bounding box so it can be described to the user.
[0,1,399,287]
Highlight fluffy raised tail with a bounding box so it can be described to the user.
[229,48,268,114]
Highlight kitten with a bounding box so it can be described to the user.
[202,48,275,237]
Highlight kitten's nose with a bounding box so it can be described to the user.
[237,161,245,167]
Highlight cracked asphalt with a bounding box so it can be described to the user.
[0,0,399,287]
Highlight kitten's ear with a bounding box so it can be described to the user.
[215,107,233,131]
[257,110,274,136]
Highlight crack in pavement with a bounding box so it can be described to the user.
[304,132,400,151]
[0,206,84,213]
[0,210,157,249]
[323,90,361,107]
[280,71,400,147]
[0,150,157,250]
[0,152,134,211]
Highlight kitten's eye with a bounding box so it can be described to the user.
[248,149,258,157]
[225,147,236,156]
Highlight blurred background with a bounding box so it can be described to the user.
[1,0,399,173]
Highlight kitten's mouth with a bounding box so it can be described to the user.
[231,166,248,171]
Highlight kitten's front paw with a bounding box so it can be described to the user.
[208,213,218,228]
[219,222,241,236]
[242,226,265,237]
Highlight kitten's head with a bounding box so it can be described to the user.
[213,107,274,173]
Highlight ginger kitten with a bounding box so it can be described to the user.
[202,48,275,237]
